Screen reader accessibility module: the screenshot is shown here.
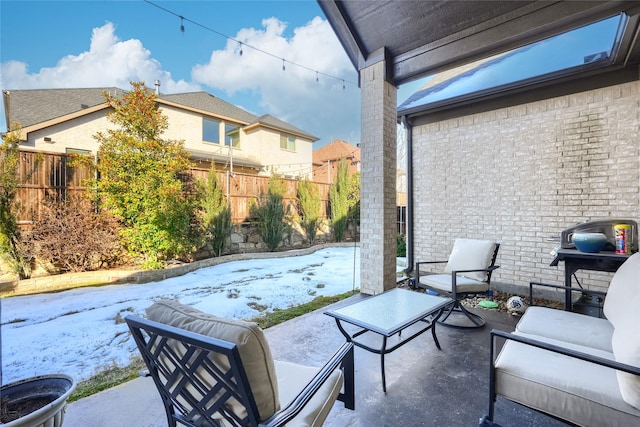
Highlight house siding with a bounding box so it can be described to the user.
[14,98,314,179]
[18,110,113,154]
[411,80,640,294]
[244,126,314,179]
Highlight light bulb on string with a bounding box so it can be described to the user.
[144,1,359,89]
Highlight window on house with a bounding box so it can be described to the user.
[280,134,295,151]
[225,123,240,148]
[203,118,220,143]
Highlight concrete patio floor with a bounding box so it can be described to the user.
[65,293,568,427]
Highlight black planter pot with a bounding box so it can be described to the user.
[0,374,76,427]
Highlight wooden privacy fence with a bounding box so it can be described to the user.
[190,167,331,223]
[15,151,331,226]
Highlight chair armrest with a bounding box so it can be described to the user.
[260,342,355,427]
[490,329,640,377]
[449,265,499,294]
[450,265,500,275]
[415,260,447,280]
[416,261,449,265]
[528,281,607,307]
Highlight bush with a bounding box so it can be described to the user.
[197,166,232,256]
[297,179,321,245]
[31,196,123,272]
[397,234,407,257]
[347,172,360,238]
[250,175,290,251]
[92,82,198,268]
[209,206,232,256]
[329,158,350,242]
[0,122,40,278]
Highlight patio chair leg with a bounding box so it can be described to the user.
[438,302,456,323]
[479,415,500,426]
[437,300,486,329]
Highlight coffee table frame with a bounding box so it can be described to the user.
[325,288,452,392]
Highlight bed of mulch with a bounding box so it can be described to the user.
[396,277,564,316]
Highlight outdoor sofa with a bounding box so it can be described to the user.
[483,252,640,426]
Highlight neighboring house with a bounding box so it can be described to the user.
[312,139,409,234]
[2,86,317,178]
[312,139,360,184]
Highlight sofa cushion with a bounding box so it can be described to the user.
[444,238,496,282]
[603,252,640,329]
[515,306,614,352]
[495,332,640,426]
[146,300,279,423]
[611,292,640,411]
[274,360,343,427]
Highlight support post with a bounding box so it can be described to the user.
[359,48,397,295]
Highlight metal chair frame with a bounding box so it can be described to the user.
[414,243,500,329]
[481,329,640,426]
[126,315,354,427]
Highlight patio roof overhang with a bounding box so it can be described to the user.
[318,1,640,293]
[318,1,640,88]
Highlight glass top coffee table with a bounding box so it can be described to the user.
[325,288,452,392]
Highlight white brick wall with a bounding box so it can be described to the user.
[411,80,640,293]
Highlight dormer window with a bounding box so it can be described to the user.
[280,134,295,151]
[225,123,240,148]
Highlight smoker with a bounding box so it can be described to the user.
[560,219,638,252]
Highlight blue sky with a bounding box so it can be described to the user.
[0,0,390,148]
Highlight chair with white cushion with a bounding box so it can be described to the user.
[413,238,500,329]
[126,300,354,427]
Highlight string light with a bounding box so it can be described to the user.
[144,0,356,88]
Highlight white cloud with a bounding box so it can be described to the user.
[0,22,199,94]
[191,16,360,146]
[0,18,361,146]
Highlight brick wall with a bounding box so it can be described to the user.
[411,80,640,294]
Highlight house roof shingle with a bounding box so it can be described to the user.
[312,139,360,163]
[4,87,120,128]
[158,92,258,125]
[252,114,317,141]
[4,88,316,141]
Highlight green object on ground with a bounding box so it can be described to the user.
[479,300,499,309]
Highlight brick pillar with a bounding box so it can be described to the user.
[360,50,397,295]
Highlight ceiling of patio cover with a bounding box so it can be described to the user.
[318,0,640,87]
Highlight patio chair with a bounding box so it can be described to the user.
[126,300,354,427]
[413,238,500,329]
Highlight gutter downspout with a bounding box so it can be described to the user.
[3,90,10,132]
[401,115,414,275]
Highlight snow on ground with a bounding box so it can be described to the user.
[1,246,360,384]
